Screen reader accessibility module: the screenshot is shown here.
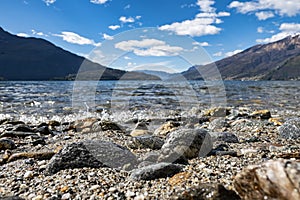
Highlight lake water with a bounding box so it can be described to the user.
[0,81,299,124]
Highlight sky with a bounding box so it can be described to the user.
[0,0,300,72]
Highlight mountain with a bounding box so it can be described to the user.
[182,35,300,80]
[134,70,178,80]
[0,27,159,81]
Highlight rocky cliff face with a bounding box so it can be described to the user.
[182,35,300,80]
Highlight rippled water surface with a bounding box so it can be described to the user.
[0,81,299,123]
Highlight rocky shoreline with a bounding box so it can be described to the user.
[0,107,299,200]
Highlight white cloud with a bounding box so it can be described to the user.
[159,0,229,37]
[213,51,223,57]
[115,39,184,57]
[53,31,101,46]
[255,11,275,20]
[257,27,264,33]
[43,0,56,6]
[108,25,120,30]
[193,41,210,46]
[124,56,131,60]
[17,33,30,37]
[213,49,243,57]
[256,23,300,43]
[124,4,130,10]
[280,23,300,32]
[102,33,114,40]
[90,0,108,4]
[136,16,142,20]
[225,49,243,57]
[229,0,300,19]
[119,16,135,23]
[31,29,48,37]
[197,0,216,13]
[159,18,221,37]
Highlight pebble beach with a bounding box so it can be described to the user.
[0,105,300,200]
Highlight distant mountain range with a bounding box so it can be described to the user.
[1,27,299,81]
[0,27,159,81]
[182,35,300,80]
[134,70,177,80]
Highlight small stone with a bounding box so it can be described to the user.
[89,185,100,191]
[210,132,239,143]
[168,171,192,186]
[278,118,300,139]
[60,186,69,193]
[37,160,47,166]
[161,129,212,159]
[134,195,145,200]
[7,151,55,163]
[204,107,230,117]
[61,193,71,200]
[126,191,136,197]
[45,140,137,175]
[268,118,284,126]
[127,135,164,150]
[250,109,271,119]
[108,187,117,192]
[154,121,180,137]
[32,195,43,200]
[130,162,184,181]
[36,126,53,135]
[0,138,16,150]
[234,159,300,200]
[24,171,34,179]
[48,120,60,126]
[13,124,34,132]
[130,129,150,137]
[31,138,46,146]
[208,118,229,131]
[1,196,25,200]
[172,183,241,200]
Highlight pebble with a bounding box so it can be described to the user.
[23,171,34,179]
[108,187,117,192]
[0,108,299,200]
[61,193,71,200]
[89,185,100,191]
[126,191,136,197]
[0,138,16,150]
[32,195,43,200]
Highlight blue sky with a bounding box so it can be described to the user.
[0,0,300,72]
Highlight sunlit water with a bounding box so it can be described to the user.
[0,81,299,124]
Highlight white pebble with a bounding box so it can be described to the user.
[24,171,34,179]
[37,160,46,166]
[61,193,71,200]
[134,195,145,200]
[89,185,100,191]
[126,191,135,197]
[108,187,117,192]
[32,195,43,200]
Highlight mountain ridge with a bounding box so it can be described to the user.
[0,27,159,81]
[182,35,300,80]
